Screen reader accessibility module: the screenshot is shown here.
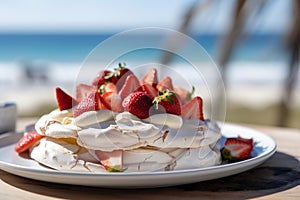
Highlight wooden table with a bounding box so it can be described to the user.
[1,118,299,200]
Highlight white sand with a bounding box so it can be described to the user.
[1,61,300,116]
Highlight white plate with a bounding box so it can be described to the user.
[0,123,276,188]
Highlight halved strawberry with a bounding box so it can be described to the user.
[141,84,158,99]
[92,70,112,86]
[101,92,123,112]
[119,74,141,99]
[95,150,123,172]
[15,132,44,154]
[73,91,103,117]
[55,87,77,111]
[174,86,194,105]
[76,84,98,102]
[122,91,153,119]
[181,96,204,120]
[99,82,118,94]
[141,68,158,88]
[153,89,181,115]
[221,137,254,161]
[107,63,133,90]
[157,76,174,92]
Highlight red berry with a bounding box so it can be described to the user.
[15,132,44,154]
[141,68,158,88]
[153,90,181,115]
[73,91,103,117]
[141,84,158,99]
[122,91,153,119]
[92,70,112,86]
[119,74,141,99]
[99,82,118,94]
[101,92,123,112]
[221,137,254,161]
[76,84,98,102]
[157,76,174,92]
[181,96,204,120]
[55,87,77,111]
[109,63,133,90]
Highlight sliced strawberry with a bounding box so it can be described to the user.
[181,96,204,120]
[73,91,103,117]
[99,82,118,94]
[95,150,123,172]
[122,91,153,119]
[221,137,254,161]
[237,136,254,144]
[15,132,44,154]
[153,90,181,115]
[174,86,194,105]
[157,76,174,92]
[141,84,158,99]
[119,74,141,99]
[92,70,112,86]
[101,92,123,112]
[76,84,98,102]
[55,87,77,111]
[107,63,133,90]
[141,68,158,88]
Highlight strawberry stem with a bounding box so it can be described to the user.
[153,89,176,109]
[103,63,127,80]
[98,84,106,94]
[186,86,195,101]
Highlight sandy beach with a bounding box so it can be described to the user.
[1,61,299,129]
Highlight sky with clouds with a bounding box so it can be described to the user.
[0,0,293,34]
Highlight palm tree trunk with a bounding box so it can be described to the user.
[278,0,300,127]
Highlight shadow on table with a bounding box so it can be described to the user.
[1,151,299,200]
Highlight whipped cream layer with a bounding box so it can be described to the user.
[33,109,222,172]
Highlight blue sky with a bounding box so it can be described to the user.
[0,0,293,34]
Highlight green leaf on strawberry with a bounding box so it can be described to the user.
[153,89,181,115]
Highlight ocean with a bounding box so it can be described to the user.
[0,33,287,63]
[0,33,293,86]
[1,32,299,116]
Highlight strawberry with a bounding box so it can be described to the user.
[101,92,123,112]
[73,91,103,117]
[174,86,194,104]
[157,76,174,92]
[153,89,181,115]
[221,137,254,161]
[15,132,44,154]
[122,91,153,119]
[92,70,112,86]
[141,68,158,88]
[106,63,133,90]
[55,87,77,111]
[181,96,204,120]
[95,150,123,172]
[141,84,158,99]
[99,82,118,94]
[76,84,98,102]
[119,74,141,99]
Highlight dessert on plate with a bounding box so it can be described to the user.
[15,64,225,172]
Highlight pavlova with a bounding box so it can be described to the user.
[15,64,253,172]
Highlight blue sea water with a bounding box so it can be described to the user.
[0,33,288,64]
